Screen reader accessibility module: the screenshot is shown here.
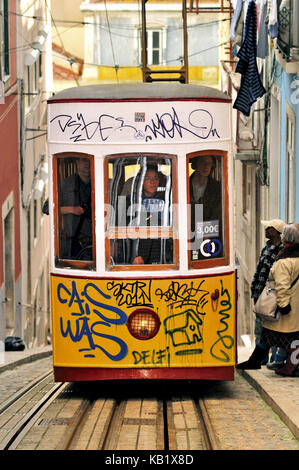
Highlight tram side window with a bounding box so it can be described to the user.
[188,153,227,266]
[106,155,177,268]
[55,154,95,268]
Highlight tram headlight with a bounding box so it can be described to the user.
[127,308,161,340]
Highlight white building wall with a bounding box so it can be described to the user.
[17,0,52,348]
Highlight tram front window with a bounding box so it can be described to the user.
[188,152,228,266]
[106,155,177,268]
[55,154,95,268]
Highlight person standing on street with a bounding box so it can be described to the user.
[262,223,299,377]
[237,219,285,369]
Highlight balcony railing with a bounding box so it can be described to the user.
[276,0,299,62]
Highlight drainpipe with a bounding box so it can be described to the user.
[18,78,26,208]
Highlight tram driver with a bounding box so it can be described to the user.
[59,157,92,260]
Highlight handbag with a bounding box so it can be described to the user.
[254,280,279,322]
[254,273,299,322]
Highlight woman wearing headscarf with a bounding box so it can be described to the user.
[261,223,299,376]
[237,223,299,376]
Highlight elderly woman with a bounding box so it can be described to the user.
[237,223,299,376]
[261,223,299,376]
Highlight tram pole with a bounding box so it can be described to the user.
[182,0,189,84]
[141,0,148,83]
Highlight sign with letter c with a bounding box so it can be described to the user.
[200,239,222,257]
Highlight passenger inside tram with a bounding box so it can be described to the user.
[130,166,173,264]
[109,156,173,266]
[59,157,92,260]
[189,155,223,260]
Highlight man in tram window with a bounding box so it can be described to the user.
[189,155,222,259]
[59,157,92,260]
[128,165,173,265]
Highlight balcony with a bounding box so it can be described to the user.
[275,0,299,72]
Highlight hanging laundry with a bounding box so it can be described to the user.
[233,0,266,116]
[268,0,278,38]
[234,1,245,47]
[255,0,259,30]
[233,0,255,48]
[230,0,243,40]
[241,0,253,41]
[257,0,269,58]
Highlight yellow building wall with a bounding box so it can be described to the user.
[96,65,219,85]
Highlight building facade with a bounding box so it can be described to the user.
[17,0,52,348]
[0,0,52,349]
[0,0,21,343]
[50,0,231,90]
[221,0,299,345]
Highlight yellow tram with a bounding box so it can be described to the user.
[47,83,236,381]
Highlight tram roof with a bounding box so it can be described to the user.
[48,83,231,103]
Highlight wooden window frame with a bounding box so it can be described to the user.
[148,29,162,65]
[104,152,179,272]
[187,150,230,269]
[138,28,165,66]
[53,152,96,270]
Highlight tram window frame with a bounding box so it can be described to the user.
[104,153,179,271]
[187,150,230,269]
[53,152,96,270]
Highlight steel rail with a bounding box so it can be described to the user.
[101,400,127,450]
[0,370,53,415]
[1,375,219,451]
[196,398,220,450]
[57,397,94,450]
[0,380,68,450]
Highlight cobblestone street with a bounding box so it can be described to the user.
[0,352,298,451]
[0,357,52,409]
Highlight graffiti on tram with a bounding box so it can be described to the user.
[52,274,235,367]
[49,104,228,144]
[56,281,128,361]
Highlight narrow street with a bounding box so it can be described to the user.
[0,354,298,452]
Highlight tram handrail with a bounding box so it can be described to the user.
[106,226,175,239]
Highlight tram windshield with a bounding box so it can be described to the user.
[53,151,227,271]
[188,152,227,267]
[105,154,177,268]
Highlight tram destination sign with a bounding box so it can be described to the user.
[48,100,231,145]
